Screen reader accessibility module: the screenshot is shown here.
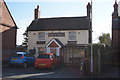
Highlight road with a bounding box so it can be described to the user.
[2,64,82,79]
[2,64,119,79]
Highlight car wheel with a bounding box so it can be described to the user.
[52,64,55,71]
[23,62,27,68]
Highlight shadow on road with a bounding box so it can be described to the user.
[2,64,82,79]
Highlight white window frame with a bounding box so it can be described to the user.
[68,32,76,41]
[38,32,45,41]
[38,47,44,54]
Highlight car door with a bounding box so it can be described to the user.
[29,55,35,65]
[27,54,34,65]
[24,54,30,64]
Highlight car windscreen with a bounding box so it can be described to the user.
[37,54,50,59]
[12,54,22,57]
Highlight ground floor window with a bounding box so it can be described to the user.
[38,47,44,54]
[63,47,86,63]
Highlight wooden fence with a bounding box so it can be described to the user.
[86,46,120,76]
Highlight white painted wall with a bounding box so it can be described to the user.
[118,1,120,16]
[28,30,89,55]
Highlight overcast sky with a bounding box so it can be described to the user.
[5,0,118,45]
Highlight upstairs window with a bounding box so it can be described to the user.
[69,32,76,41]
[38,32,45,41]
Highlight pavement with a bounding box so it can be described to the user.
[64,64,120,78]
[64,64,89,78]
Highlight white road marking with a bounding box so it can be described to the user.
[4,72,55,78]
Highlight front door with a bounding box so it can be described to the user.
[46,39,62,56]
[46,47,60,56]
[50,48,57,54]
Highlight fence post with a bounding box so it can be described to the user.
[97,49,101,76]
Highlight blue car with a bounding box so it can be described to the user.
[9,52,35,68]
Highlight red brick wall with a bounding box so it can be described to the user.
[1,25,17,63]
[0,0,17,50]
[2,27,16,50]
[112,30,120,48]
[0,0,17,63]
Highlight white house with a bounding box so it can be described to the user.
[27,3,92,63]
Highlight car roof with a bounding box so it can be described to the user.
[40,53,55,55]
[16,52,29,54]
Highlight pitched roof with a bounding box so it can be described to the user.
[27,16,90,31]
[54,38,64,46]
[46,38,64,48]
[0,0,18,29]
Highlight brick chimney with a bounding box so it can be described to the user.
[87,2,91,19]
[112,0,118,19]
[34,5,40,19]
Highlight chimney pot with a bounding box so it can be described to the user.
[112,1,118,19]
[34,5,40,19]
[37,5,39,9]
[87,2,91,19]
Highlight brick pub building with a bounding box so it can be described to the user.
[112,1,120,68]
[0,0,18,64]
[112,1,120,48]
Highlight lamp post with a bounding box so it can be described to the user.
[91,0,93,75]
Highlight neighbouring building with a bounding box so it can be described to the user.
[27,3,92,63]
[0,0,18,64]
[112,1,120,48]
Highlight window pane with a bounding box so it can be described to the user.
[13,54,22,57]
[37,54,50,59]
[38,32,45,40]
[38,47,44,54]
[24,54,33,57]
[69,32,76,40]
